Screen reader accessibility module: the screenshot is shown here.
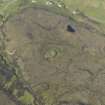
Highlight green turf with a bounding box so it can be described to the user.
[0,0,105,24]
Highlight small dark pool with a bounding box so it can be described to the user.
[67,25,76,32]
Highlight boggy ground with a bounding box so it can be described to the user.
[1,6,105,105]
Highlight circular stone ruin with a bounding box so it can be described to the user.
[1,6,105,105]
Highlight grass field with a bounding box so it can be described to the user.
[0,0,105,24]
